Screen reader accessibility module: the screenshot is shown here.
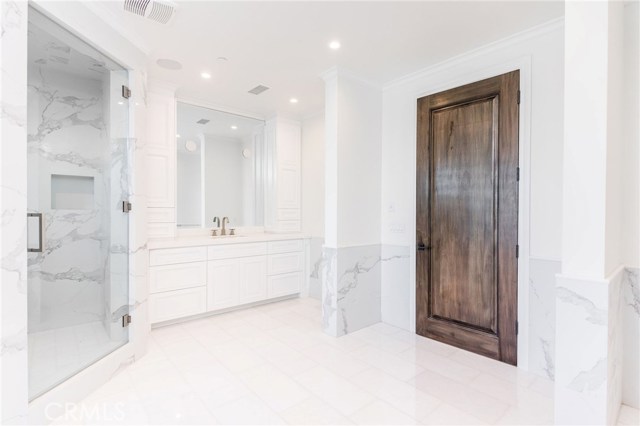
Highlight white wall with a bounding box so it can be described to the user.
[601,0,627,278]
[380,20,564,342]
[301,113,325,238]
[324,70,382,248]
[623,2,640,269]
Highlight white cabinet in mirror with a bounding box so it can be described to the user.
[176,102,266,229]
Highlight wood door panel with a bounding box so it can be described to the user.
[416,71,519,365]
[430,99,497,331]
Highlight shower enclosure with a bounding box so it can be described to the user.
[26,9,131,399]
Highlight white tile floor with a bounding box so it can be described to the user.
[29,321,125,399]
[51,297,639,425]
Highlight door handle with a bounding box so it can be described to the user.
[417,243,431,251]
[27,213,44,253]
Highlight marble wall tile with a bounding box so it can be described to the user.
[529,258,560,380]
[608,270,623,423]
[380,245,410,329]
[308,237,324,300]
[622,267,639,408]
[1,1,29,423]
[554,270,623,425]
[322,244,410,337]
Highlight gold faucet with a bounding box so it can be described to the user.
[221,217,229,236]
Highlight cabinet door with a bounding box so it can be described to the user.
[146,91,176,209]
[207,259,239,311]
[238,256,267,304]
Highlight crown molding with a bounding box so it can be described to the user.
[384,17,564,91]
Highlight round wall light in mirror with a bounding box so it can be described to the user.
[242,148,251,158]
[185,140,198,152]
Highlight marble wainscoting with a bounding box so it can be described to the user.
[321,244,409,337]
[308,237,324,300]
[528,258,560,380]
[380,245,410,329]
[622,267,639,408]
[0,1,29,424]
[554,267,625,425]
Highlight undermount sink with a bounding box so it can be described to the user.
[212,234,246,239]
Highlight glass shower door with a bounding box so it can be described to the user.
[26,9,131,400]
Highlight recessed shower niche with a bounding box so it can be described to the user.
[50,174,95,210]
[26,9,131,400]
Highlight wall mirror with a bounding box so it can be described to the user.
[176,102,265,228]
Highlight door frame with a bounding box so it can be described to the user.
[408,57,532,370]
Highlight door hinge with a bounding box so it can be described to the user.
[122,314,132,327]
[517,90,521,105]
[516,167,520,182]
[122,85,131,99]
[122,201,132,213]
[516,244,520,258]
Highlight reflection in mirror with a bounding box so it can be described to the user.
[176,102,265,228]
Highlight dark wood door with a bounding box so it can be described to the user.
[416,71,519,365]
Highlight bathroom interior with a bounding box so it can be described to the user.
[1,1,639,425]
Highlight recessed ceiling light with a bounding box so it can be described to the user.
[176,134,181,138]
[329,40,341,50]
[117,101,124,105]
[290,98,298,104]
[217,57,228,63]
[156,59,182,70]
[201,72,212,79]
[230,125,238,130]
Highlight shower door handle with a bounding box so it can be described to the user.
[27,213,43,253]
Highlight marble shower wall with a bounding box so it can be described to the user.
[622,267,639,408]
[321,244,409,337]
[26,62,112,333]
[1,1,29,423]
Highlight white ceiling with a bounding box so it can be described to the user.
[96,0,564,119]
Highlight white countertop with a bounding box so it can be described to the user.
[148,232,310,250]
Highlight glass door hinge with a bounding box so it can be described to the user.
[122,201,132,213]
[122,314,132,327]
[122,85,131,99]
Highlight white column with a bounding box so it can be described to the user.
[321,68,383,336]
[555,1,626,424]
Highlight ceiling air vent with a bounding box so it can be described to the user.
[196,119,210,125]
[248,85,270,95]
[123,0,177,25]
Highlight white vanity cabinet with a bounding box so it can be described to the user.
[148,247,207,323]
[206,243,269,311]
[149,237,306,325]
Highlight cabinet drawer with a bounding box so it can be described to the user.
[150,246,207,266]
[208,242,267,260]
[268,271,302,298]
[150,262,206,293]
[268,252,303,275]
[267,239,303,254]
[150,286,206,323]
